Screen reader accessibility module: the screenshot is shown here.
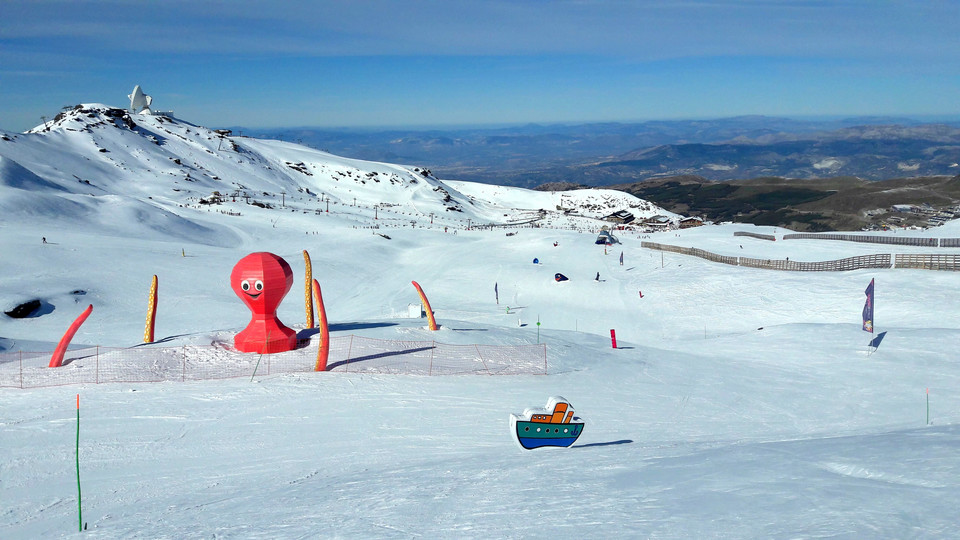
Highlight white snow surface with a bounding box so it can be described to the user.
[3,107,960,538]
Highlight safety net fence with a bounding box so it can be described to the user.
[0,335,548,389]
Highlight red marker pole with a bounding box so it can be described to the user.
[610,329,617,349]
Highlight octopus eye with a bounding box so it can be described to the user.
[255,280,264,291]
[241,280,251,291]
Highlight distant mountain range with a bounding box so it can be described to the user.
[571,124,960,185]
[239,116,960,188]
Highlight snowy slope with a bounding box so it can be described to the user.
[1,105,666,246]
[4,107,960,538]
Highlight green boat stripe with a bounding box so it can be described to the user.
[515,421,583,439]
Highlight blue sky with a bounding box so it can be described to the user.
[1,0,957,132]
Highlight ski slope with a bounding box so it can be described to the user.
[3,107,960,538]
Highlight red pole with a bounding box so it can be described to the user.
[610,329,617,349]
[50,305,93,368]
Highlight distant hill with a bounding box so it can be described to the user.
[602,174,960,232]
[573,124,960,184]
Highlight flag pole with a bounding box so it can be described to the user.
[862,278,876,354]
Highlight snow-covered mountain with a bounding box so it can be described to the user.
[0,104,670,248]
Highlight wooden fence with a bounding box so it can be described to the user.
[733,231,776,241]
[642,242,958,272]
[688,247,740,266]
[782,233,944,247]
[894,254,960,271]
[739,254,891,272]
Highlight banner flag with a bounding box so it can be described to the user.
[862,278,875,333]
[868,331,887,349]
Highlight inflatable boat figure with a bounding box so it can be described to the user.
[231,252,298,353]
[510,396,584,450]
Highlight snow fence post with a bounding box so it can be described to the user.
[476,344,489,374]
[346,335,354,372]
[428,341,434,376]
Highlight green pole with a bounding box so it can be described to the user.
[251,331,270,381]
[76,394,82,532]
[536,317,541,344]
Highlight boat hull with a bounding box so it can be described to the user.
[513,420,583,449]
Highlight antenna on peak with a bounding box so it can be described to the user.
[128,85,153,114]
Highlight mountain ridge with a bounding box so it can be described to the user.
[0,104,673,244]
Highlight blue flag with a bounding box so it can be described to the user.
[868,331,887,349]
[862,278,875,333]
[495,282,499,304]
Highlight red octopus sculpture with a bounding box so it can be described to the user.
[231,252,297,353]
